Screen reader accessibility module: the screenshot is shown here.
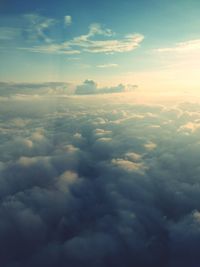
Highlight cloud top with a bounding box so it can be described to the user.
[75,80,137,95]
[1,94,200,266]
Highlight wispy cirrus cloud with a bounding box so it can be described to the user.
[86,23,114,37]
[70,33,144,54]
[0,14,144,56]
[21,22,144,55]
[97,63,118,68]
[152,38,200,84]
[62,24,143,54]
[24,13,57,43]
[19,44,81,55]
[156,39,200,53]
[75,80,137,94]
[0,14,57,45]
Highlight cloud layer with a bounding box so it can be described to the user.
[0,81,137,96]
[75,80,137,95]
[1,91,200,266]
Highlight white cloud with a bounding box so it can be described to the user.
[68,32,144,54]
[74,80,137,95]
[156,39,200,53]
[64,15,72,26]
[87,23,114,37]
[21,22,144,55]
[125,152,142,162]
[178,121,200,133]
[112,158,146,173]
[94,128,112,136]
[97,63,118,68]
[0,15,144,57]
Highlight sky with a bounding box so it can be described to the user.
[1,0,200,91]
[2,1,200,266]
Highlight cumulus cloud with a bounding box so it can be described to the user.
[75,80,137,95]
[111,158,146,174]
[75,80,98,95]
[1,93,200,266]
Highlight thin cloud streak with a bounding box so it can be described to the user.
[156,39,200,53]
[97,64,119,68]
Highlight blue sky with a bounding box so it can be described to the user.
[1,0,200,90]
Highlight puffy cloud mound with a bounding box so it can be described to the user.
[1,93,200,266]
[75,80,137,95]
[75,80,98,95]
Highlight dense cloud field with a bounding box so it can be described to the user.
[1,91,200,267]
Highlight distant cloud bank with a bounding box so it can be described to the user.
[75,80,137,95]
[0,81,138,96]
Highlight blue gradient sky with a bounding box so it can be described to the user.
[1,0,200,90]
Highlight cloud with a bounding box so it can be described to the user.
[19,44,81,55]
[0,82,75,96]
[75,80,98,95]
[0,14,57,50]
[156,39,200,53]
[67,31,144,54]
[111,158,146,174]
[64,15,72,26]
[1,94,200,266]
[0,81,137,97]
[24,22,144,55]
[0,14,144,56]
[97,63,118,68]
[178,121,200,133]
[87,23,114,37]
[75,80,137,95]
[24,13,57,43]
